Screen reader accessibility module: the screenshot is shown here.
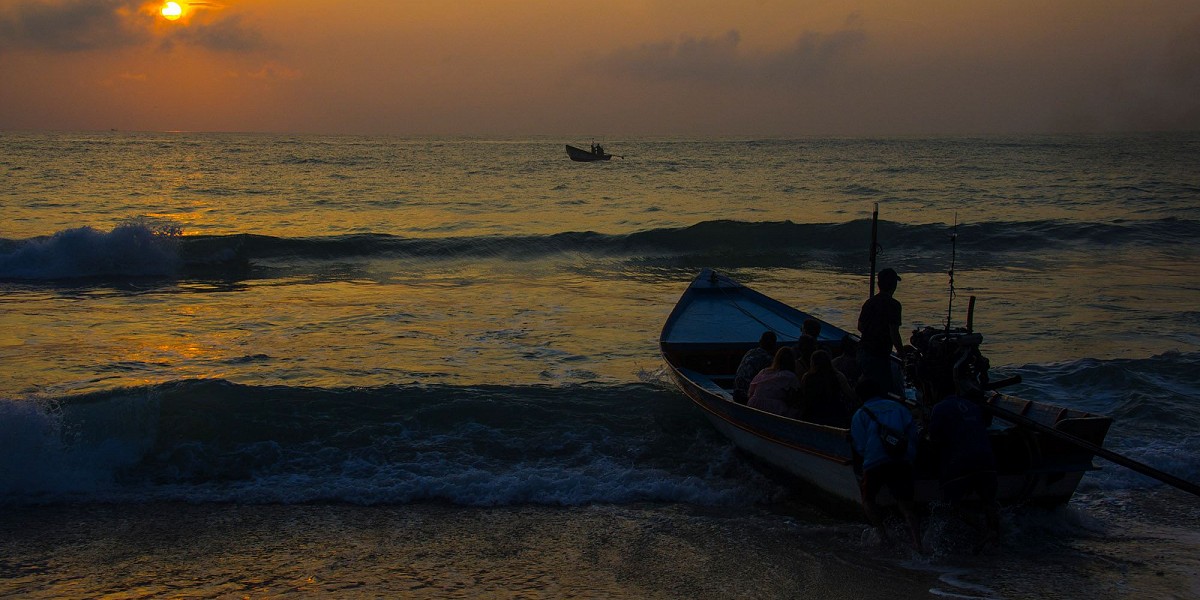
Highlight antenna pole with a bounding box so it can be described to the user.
[945,214,958,335]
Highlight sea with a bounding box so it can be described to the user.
[1,132,1198,599]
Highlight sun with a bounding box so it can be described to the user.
[161,2,183,21]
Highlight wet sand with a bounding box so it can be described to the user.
[1,502,937,599]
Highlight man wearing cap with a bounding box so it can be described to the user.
[857,268,904,395]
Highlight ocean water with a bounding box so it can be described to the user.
[1,132,1199,598]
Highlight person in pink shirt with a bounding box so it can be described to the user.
[748,346,801,418]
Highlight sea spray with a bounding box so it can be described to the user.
[0,390,159,500]
[0,220,182,280]
[1,380,771,506]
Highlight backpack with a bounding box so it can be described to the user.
[861,403,909,460]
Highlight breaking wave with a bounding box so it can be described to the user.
[0,380,766,507]
[0,222,183,280]
[1000,351,1200,492]
[3,352,1197,506]
[2,218,1195,281]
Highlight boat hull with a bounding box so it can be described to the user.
[660,269,1111,508]
[667,365,862,502]
[565,144,611,162]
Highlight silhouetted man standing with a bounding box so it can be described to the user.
[857,268,904,395]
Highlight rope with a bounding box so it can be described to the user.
[715,277,809,339]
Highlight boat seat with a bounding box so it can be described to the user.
[677,368,735,397]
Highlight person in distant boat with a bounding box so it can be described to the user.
[733,331,778,404]
[857,268,905,395]
[832,335,861,385]
[595,143,604,156]
[747,346,801,418]
[927,380,1000,552]
[850,377,925,553]
[797,350,856,427]
[794,318,821,373]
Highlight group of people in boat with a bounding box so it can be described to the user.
[589,143,605,156]
[732,269,907,430]
[732,323,858,427]
[733,267,1000,553]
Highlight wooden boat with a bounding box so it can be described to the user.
[565,144,612,162]
[659,268,1114,507]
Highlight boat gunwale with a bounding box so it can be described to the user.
[665,363,854,466]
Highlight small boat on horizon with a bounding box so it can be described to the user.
[565,143,613,162]
[659,268,1115,508]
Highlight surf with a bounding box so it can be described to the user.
[4,218,1196,282]
[0,380,766,507]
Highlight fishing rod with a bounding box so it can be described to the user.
[944,214,958,336]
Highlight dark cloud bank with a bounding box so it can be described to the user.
[589,19,867,88]
[0,0,266,53]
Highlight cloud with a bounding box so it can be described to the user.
[588,18,867,89]
[597,30,744,83]
[162,14,269,53]
[0,0,268,54]
[761,18,867,86]
[1045,13,1200,133]
[0,0,149,51]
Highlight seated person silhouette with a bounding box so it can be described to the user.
[748,346,801,418]
[733,331,776,404]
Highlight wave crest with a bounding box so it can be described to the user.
[0,380,763,506]
[0,221,182,280]
[4,217,1194,281]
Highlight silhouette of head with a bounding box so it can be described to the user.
[802,318,821,338]
[877,268,901,292]
[759,331,777,353]
[808,349,833,374]
[770,346,797,373]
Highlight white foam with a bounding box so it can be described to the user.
[0,222,182,279]
[0,393,159,501]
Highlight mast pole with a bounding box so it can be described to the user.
[868,203,879,299]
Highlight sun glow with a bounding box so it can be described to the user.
[161,2,183,21]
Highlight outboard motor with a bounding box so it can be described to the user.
[906,325,991,404]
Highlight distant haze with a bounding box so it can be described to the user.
[2,0,1198,136]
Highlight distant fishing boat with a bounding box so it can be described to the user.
[565,143,613,162]
[659,268,1117,507]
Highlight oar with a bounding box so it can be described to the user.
[980,377,1200,498]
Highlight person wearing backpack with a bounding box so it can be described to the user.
[928,380,1001,553]
[850,378,926,553]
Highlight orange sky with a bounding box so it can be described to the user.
[1,0,1198,135]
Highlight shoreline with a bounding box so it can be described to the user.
[1,501,937,599]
